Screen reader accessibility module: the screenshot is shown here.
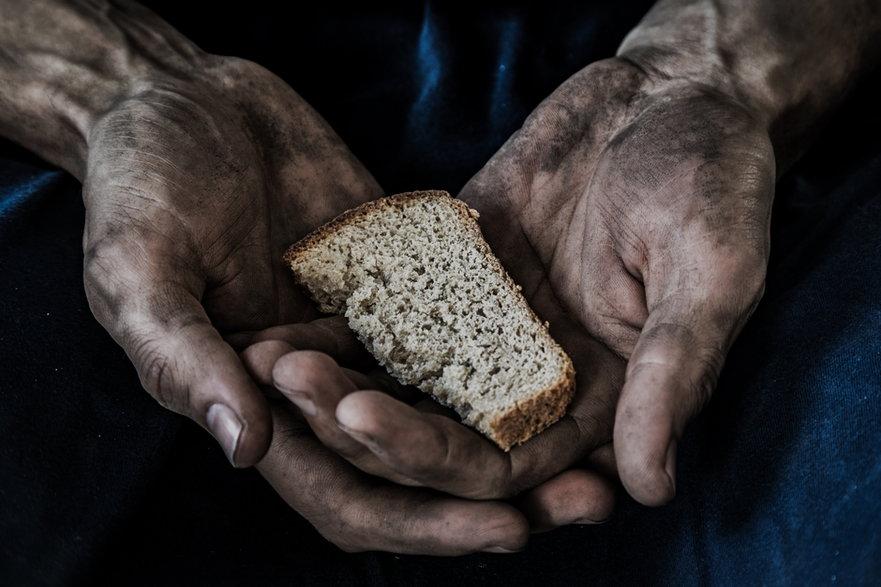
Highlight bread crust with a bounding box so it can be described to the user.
[283,190,575,451]
[489,361,576,451]
[283,191,461,270]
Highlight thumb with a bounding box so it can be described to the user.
[614,293,758,506]
[84,247,271,467]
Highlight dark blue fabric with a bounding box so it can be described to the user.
[1,1,879,585]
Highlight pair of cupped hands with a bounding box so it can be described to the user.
[82,52,772,554]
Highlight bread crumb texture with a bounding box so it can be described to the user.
[284,190,574,450]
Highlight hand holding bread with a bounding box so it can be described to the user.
[242,320,618,551]
[258,190,625,505]
[284,190,575,451]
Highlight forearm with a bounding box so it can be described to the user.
[618,0,881,170]
[0,0,206,178]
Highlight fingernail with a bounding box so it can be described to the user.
[276,387,317,416]
[482,546,522,554]
[572,517,610,525]
[206,403,243,467]
[336,421,384,455]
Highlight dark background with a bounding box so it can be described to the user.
[1,1,879,585]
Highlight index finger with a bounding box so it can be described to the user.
[257,404,529,555]
[335,326,623,499]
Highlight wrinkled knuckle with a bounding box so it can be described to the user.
[484,470,515,500]
[572,401,615,445]
[689,346,726,411]
[436,431,457,476]
[640,321,694,349]
[83,241,110,287]
[529,98,579,134]
[132,339,185,413]
[402,426,456,486]
[519,99,585,158]
[442,437,510,501]
[508,447,550,497]
[582,308,641,360]
[83,236,131,305]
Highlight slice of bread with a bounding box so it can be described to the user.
[283,190,575,451]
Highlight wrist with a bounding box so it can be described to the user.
[617,0,881,170]
[0,0,210,179]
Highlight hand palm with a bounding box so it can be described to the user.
[460,57,775,503]
[81,57,382,464]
